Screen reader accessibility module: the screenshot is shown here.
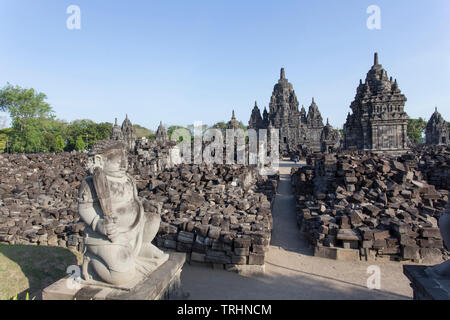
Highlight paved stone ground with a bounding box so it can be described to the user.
[179,160,414,300]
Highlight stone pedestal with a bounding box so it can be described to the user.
[403,265,450,300]
[42,252,186,300]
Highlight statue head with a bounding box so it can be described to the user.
[87,140,128,176]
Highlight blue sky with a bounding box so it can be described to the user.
[0,0,449,131]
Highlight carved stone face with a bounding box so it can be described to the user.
[89,147,128,176]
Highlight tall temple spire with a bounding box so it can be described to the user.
[280,68,285,80]
[115,118,118,126]
[374,52,379,66]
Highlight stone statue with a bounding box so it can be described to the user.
[78,140,168,286]
[426,201,450,278]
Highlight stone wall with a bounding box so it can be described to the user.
[291,150,448,263]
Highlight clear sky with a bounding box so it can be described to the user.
[0,0,449,131]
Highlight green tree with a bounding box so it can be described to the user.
[212,121,228,130]
[0,83,53,120]
[54,135,65,152]
[0,128,12,153]
[75,135,86,151]
[65,120,112,151]
[0,84,55,152]
[407,118,427,144]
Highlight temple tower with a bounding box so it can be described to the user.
[121,115,137,152]
[426,108,449,145]
[228,110,241,130]
[155,121,169,145]
[110,118,124,141]
[343,53,409,153]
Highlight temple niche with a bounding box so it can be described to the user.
[110,115,137,152]
[426,108,449,146]
[343,53,409,153]
[248,68,334,154]
[321,119,341,154]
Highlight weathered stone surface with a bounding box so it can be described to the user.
[291,148,448,263]
[426,108,449,146]
[0,145,278,271]
[343,53,409,153]
[248,70,340,156]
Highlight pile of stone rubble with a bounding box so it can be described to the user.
[0,151,278,271]
[291,151,448,263]
[0,152,87,250]
[131,137,178,176]
[134,164,278,269]
[414,145,450,191]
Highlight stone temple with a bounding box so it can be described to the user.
[426,108,449,146]
[227,110,241,130]
[249,68,340,154]
[343,53,409,153]
[155,121,169,145]
[110,115,137,151]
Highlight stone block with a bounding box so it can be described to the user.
[248,253,265,265]
[420,248,443,264]
[314,246,360,261]
[225,264,265,276]
[177,231,194,244]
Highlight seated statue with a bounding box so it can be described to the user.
[426,200,450,278]
[78,140,169,286]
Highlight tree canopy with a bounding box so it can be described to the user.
[0,84,113,153]
[407,118,427,144]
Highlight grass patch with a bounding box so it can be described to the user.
[0,244,82,300]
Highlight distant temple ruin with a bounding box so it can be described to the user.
[227,110,241,130]
[155,121,169,145]
[426,108,449,146]
[343,53,409,153]
[248,68,340,154]
[110,115,136,151]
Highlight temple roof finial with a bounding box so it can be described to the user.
[232,110,236,119]
[115,118,118,125]
[435,106,438,112]
[312,97,315,104]
[280,68,285,80]
[125,114,129,120]
[327,118,329,125]
[374,52,379,65]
